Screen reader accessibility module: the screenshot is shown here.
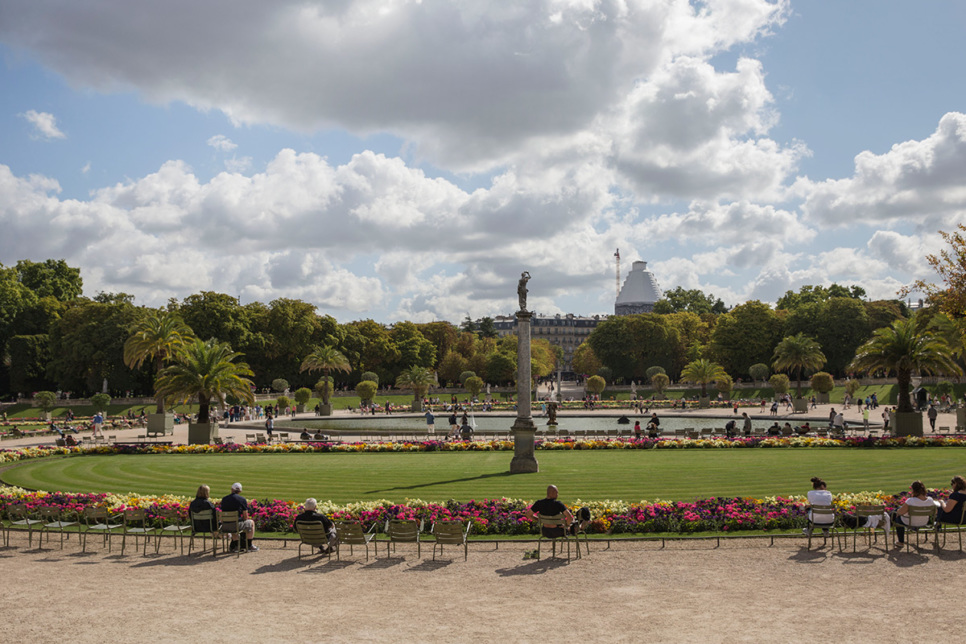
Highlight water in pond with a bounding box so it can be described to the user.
[293,414,802,434]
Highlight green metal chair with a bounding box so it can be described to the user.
[121,508,157,555]
[80,507,122,553]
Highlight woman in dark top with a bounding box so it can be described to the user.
[939,475,966,524]
[188,484,218,532]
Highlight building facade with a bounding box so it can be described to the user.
[492,313,604,375]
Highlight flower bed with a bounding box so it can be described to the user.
[4,435,966,465]
[0,486,947,536]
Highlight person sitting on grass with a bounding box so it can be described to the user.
[293,497,337,554]
[892,480,941,546]
[938,475,966,525]
[221,482,258,552]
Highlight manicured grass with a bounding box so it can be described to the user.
[5,448,966,503]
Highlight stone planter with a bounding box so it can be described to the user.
[411,398,423,413]
[891,411,923,437]
[296,404,306,414]
[957,407,966,432]
[188,422,219,445]
[816,393,830,404]
[318,403,333,416]
[698,396,711,409]
[147,413,174,437]
[792,398,809,413]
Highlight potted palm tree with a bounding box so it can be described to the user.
[300,345,351,416]
[124,309,194,437]
[395,365,436,412]
[772,333,826,413]
[850,313,961,436]
[155,338,255,444]
[680,359,727,408]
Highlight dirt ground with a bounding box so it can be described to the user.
[1,529,963,643]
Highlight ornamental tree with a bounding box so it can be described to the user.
[586,375,606,397]
[810,372,834,395]
[355,380,377,404]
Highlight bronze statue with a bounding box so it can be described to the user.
[548,401,557,425]
[517,271,531,311]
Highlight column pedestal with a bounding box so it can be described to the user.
[510,309,539,473]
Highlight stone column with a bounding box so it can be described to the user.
[510,309,539,473]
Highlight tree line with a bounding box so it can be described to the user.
[0,258,915,399]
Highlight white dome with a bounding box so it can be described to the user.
[616,261,662,305]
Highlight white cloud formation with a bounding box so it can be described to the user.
[799,112,966,227]
[207,134,238,152]
[0,0,788,174]
[20,109,66,139]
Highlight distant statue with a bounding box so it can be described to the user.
[517,271,531,311]
[548,402,557,425]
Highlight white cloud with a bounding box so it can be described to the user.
[0,1,788,172]
[20,109,66,140]
[207,134,238,152]
[799,112,966,227]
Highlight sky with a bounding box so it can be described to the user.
[1,0,964,324]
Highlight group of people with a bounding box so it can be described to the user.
[805,476,966,546]
[424,409,474,441]
[189,482,259,552]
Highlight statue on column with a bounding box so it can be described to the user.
[517,271,531,312]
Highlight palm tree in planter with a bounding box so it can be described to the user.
[680,359,727,407]
[395,365,436,412]
[849,313,961,436]
[300,345,351,416]
[124,309,194,435]
[155,338,255,444]
[772,333,826,412]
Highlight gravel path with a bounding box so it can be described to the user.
[3,529,963,643]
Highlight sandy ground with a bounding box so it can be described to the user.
[2,529,964,643]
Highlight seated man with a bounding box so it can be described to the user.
[527,485,574,538]
[767,422,781,436]
[293,497,337,554]
[300,429,311,440]
[220,482,258,552]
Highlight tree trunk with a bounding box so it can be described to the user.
[198,395,210,424]
[154,355,166,414]
[896,370,913,413]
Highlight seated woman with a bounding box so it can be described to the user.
[188,484,218,533]
[938,475,966,524]
[892,480,941,545]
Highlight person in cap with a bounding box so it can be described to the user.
[220,482,257,552]
[293,498,337,554]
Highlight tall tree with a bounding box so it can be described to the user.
[395,365,436,412]
[680,358,727,398]
[123,309,195,413]
[653,287,726,315]
[300,345,351,413]
[908,224,966,318]
[15,259,83,302]
[155,338,255,424]
[849,313,960,413]
[710,301,784,376]
[772,333,826,398]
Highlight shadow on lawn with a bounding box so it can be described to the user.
[365,470,515,495]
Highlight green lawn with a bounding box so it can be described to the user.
[4,448,964,503]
